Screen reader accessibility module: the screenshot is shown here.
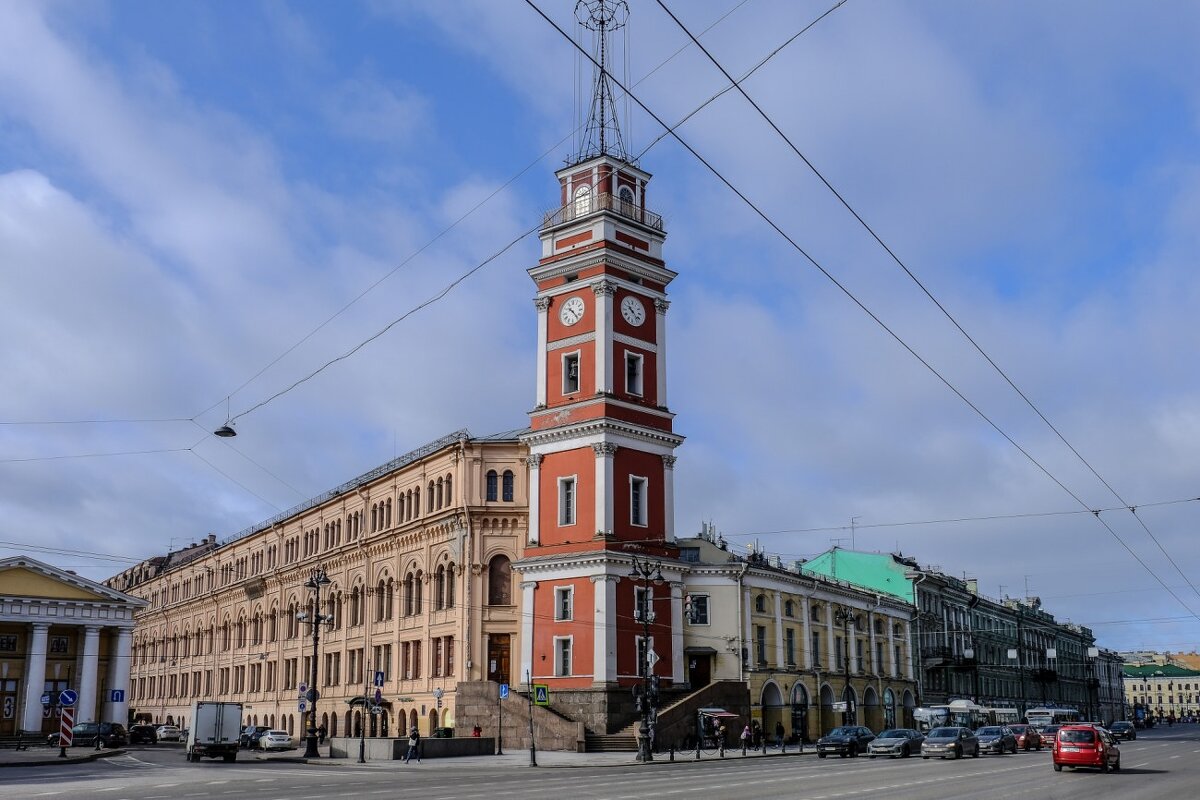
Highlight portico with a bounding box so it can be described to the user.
[0,556,144,734]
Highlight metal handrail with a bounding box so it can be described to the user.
[541,192,664,232]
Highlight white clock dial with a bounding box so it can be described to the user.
[559,296,586,326]
[620,296,646,326]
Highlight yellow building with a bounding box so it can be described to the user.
[106,430,526,739]
[1,556,145,735]
[1123,663,1200,722]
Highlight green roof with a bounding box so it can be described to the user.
[1122,663,1200,678]
[801,549,914,603]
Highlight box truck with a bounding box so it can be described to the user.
[186,701,243,762]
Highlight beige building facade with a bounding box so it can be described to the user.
[107,430,526,739]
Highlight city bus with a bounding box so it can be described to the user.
[913,700,991,732]
[1025,707,1080,728]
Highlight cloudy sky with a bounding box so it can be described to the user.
[2,0,1198,654]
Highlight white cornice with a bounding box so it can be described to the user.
[521,416,684,451]
[529,397,674,423]
[529,250,677,287]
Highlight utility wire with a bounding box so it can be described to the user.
[0,438,206,464]
[653,0,1200,607]
[523,0,1200,624]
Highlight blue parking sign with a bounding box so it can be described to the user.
[110,689,125,703]
[499,683,509,699]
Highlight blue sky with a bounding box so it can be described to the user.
[2,0,1200,655]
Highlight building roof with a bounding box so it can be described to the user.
[1122,663,1200,678]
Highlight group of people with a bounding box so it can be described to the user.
[740,720,788,751]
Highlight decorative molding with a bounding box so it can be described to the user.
[612,332,656,352]
[529,251,677,287]
[534,297,552,311]
[546,331,596,352]
[593,280,616,297]
[654,298,670,313]
[522,417,685,450]
[661,455,677,469]
[592,442,618,457]
[525,454,544,468]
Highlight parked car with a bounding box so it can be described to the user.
[975,726,1018,755]
[46,722,129,748]
[128,724,158,745]
[240,725,272,749]
[156,725,182,742]
[867,728,924,758]
[1108,721,1137,741]
[257,730,294,751]
[816,726,875,758]
[921,726,979,759]
[1053,724,1121,772]
[1037,723,1063,740]
[1008,723,1043,751]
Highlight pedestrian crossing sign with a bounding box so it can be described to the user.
[533,684,550,706]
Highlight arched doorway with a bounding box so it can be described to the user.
[369,709,378,737]
[863,686,880,731]
[819,684,835,736]
[883,688,897,730]
[842,685,858,725]
[428,709,439,734]
[353,710,362,737]
[761,682,784,737]
[380,711,389,738]
[344,711,352,737]
[902,690,916,728]
[321,713,328,737]
[790,683,810,743]
[165,715,174,726]
[330,713,338,737]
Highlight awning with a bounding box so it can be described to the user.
[684,646,718,655]
[346,695,393,708]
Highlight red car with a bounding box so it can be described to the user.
[1052,725,1121,772]
[1008,723,1043,751]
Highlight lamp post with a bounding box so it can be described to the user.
[297,568,332,759]
[1086,646,1099,723]
[629,556,664,763]
[833,608,857,725]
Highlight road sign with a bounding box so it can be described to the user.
[58,689,78,707]
[646,650,660,670]
[499,683,509,700]
[305,688,319,703]
[40,692,51,706]
[298,700,307,712]
[831,701,847,712]
[533,684,550,706]
[59,706,75,746]
[298,682,307,694]
[110,689,125,703]
[374,688,382,705]
[374,671,385,688]
[370,706,383,715]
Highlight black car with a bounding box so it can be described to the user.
[240,725,272,749]
[47,722,129,748]
[1108,721,1137,741]
[128,724,158,745]
[816,725,875,758]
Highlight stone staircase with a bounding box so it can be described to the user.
[583,680,749,753]
[583,729,639,752]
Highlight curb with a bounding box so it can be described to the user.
[0,747,125,769]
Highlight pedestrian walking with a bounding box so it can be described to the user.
[775,721,785,751]
[317,724,327,745]
[740,724,751,755]
[405,727,421,763]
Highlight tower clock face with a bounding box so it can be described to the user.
[559,296,586,326]
[620,296,645,326]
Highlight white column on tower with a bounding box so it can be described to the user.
[526,454,543,545]
[520,582,537,681]
[670,581,685,683]
[593,443,616,536]
[592,575,619,684]
[594,281,614,394]
[21,623,50,731]
[661,455,677,543]
[654,299,670,405]
[534,298,551,407]
[77,625,101,723]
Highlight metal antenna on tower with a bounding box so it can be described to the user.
[574,0,630,163]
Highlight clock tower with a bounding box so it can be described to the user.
[515,3,684,732]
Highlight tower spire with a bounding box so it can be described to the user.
[574,0,630,164]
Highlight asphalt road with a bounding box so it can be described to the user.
[3,727,1195,800]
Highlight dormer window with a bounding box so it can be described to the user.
[573,185,592,218]
[618,185,634,208]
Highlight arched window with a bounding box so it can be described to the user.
[413,571,423,615]
[404,573,414,617]
[486,470,498,502]
[487,556,512,606]
[618,184,634,207]
[371,504,378,532]
[436,478,444,510]
[435,566,446,611]
[427,481,435,511]
[573,184,592,217]
[385,578,394,620]
[755,594,767,613]
[502,470,514,502]
[445,564,456,609]
[811,603,822,623]
[784,600,795,617]
[414,489,420,516]
[445,475,453,506]
[376,579,386,621]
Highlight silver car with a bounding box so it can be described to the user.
[921,726,980,759]
[868,728,925,758]
[975,725,1018,754]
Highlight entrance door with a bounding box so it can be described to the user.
[487,635,510,684]
[688,654,711,688]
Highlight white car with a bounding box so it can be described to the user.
[156,725,182,742]
[258,730,294,751]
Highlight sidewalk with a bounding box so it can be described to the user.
[0,744,125,768]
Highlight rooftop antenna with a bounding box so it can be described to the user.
[574,0,630,163]
[850,515,861,550]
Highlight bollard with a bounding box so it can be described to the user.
[741,740,747,756]
[669,745,674,762]
[696,743,701,760]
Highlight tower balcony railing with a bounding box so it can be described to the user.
[542,192,664,232]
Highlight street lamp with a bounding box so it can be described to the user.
[833,608,858,726]
[629,555,664,763]
[298,568,333,758]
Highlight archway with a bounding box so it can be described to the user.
[819,684,835,736]
[428,709,439,734]
[883,688,897,730]
[842,685,858,725]
[761,682,785,739]
[863,686,881,731]
[369,708,378,737]
[344,711,352,738]
[353,710,362,737]
[409,709,418,733]
[321,713,328,737]
[790,683,810,743]
[330,714,338,738]
[902,689,916,728]
[166,715,175,726]
[380,711,389,738]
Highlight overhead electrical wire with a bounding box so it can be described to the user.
[522,0,1200,626]
[651,0,1200,610]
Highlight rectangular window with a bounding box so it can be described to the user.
[756,625,767,664]
[555,637,572,677]
[812,632,821,665]
[555,587,573,621]
[875,642,884,673]
[835,636,844,670]
[635,587,654,622]
[433,638,444,677]
[558,477,576,526]
[785,628,796,665]
[402,642,412,680]
[563,352,580,394]
[689,594,709,625]
[413,641,421,679]
[630,476,648,526]
[625,351,643,396]
[856,640,865,673]
[894,645,902,676]
[445,638,454,677]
